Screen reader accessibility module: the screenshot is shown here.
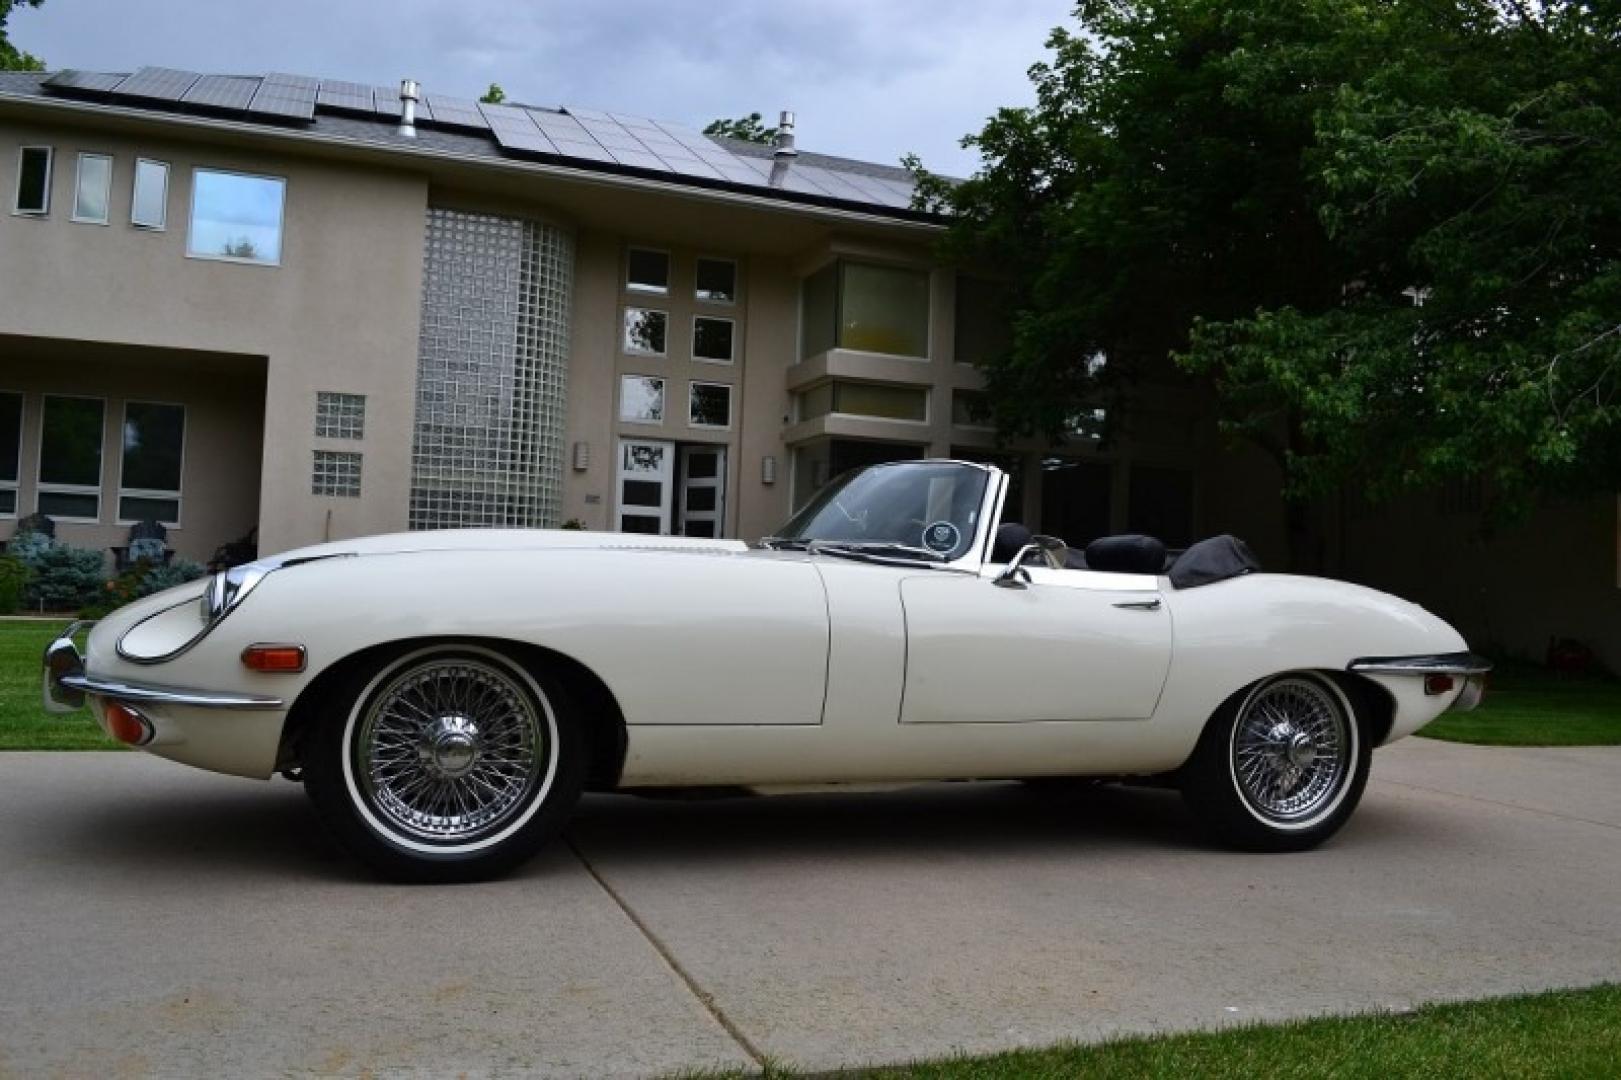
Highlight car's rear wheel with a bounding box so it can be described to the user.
[303,644,583,882]
[1181,672,1370,851]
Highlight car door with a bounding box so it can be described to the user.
[898,564,1172,723]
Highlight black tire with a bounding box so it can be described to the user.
[302,644,585,883]
[1180,672,1371,852]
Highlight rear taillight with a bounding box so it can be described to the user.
[1424,674,1456,696]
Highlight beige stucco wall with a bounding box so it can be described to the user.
[0,119,428,557]
[0,344,263,564]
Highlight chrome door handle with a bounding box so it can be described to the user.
[1113,598,1162,611]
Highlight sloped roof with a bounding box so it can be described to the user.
[0,68,934,221]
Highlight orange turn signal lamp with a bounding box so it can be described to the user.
[241,643,307,673]
[104,701,154,746]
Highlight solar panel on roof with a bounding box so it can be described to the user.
[793,165,875,202]
[371,86,404,118]
[182,74,259,111]
[316,79,374,113]
[605,148,672,172]
[655,153,725,180]
[480,102,559,155]
[547,138,617,164]
[112,66,203,103]
[561,104,614,122]
[424,95,488,132]
[42,70,127,93]
[528,110,589,138]
[248,73,317,120]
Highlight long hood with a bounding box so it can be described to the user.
[269,528,753,563]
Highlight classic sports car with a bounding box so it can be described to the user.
[45,459,1488,881]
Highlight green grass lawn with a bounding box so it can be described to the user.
[0,619,117,750]
[1419,662,1621,746]
[688,984,1621,1079]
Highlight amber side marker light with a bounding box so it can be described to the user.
[242,644,307,673]
[104,702,154,746]
[1424,673,1456,696]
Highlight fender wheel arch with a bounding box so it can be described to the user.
[277,636,627,791]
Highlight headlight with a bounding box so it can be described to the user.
[200,561,274,623]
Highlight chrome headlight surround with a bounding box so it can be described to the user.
[200,561,276,624]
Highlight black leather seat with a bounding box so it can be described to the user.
[992,522,1032,562]
[1084,534,1166,575]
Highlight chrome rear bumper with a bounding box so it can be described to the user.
[1348,651,1492,713]
[43,622,284,713]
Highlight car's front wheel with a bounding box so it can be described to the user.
[303,644,583,882]
[1181,672,1371,851]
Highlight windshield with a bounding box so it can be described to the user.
[769,462,992,561]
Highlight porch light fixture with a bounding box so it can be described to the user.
[572,441,590,471]
[762,455,777,485]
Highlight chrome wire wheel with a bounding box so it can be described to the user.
[1229,676,1353,827]
[352,654,549,846]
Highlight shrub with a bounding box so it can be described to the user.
[80,557,207,620]
[0,555,27,614]
[16,540,107,612]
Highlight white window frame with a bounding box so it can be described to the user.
[36,393,105,524]
[186,166,287,267]
[115,400,186,527]
[688,380,733,430]
[70,152,113,225]
[618,374,667,425]
[131,158,170,230]
[625,246,671,296]
[12,145,53,216]
[691,314,736,365]
[0,389,21,519]
[694,255,738,305]
[622,306,670,357]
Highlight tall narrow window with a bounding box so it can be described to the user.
[119,402,185,524]
[38,396,105,521]
[131,159,169,229]
[0,392,21,516]
[13,146,52,215]
[72,153,112,224]
[188,168,286,264]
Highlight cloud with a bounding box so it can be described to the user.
[12,0,1071,174]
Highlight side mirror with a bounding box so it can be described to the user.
[994,534,1068,589]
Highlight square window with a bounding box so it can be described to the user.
[696,258,737,303]
[132,159,169,229]
[619,375,666,423]
[626,248,669,294]
[188,168,285,264]
[689,381,732,429]
[692,316,735,363]
[315,391,366,439]
[14,146,52,215]
[72,154,112,224]
[623,308,668,355]
[312,450,362,497]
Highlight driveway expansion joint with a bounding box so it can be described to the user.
[565,834,768,1068]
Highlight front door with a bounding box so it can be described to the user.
[677,445,727,537]
[617,438,674,534]
[898,565,1173,723]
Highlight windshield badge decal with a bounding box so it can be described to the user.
[922,521,961,555]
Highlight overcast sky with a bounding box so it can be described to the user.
[11,0,1074,176]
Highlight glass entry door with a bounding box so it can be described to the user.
[617,438,674,534]
[678,445,727,537]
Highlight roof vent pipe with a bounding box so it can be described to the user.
[773,110,797,157]
[397,79,420,138]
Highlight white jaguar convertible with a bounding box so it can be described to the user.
[46,459,1488,881]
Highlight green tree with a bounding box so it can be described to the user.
[920,0,1621,550]
[0,0,44,71]
[703,111,777,144]
[480,82,505,105]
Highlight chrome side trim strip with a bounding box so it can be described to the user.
[1348,652,1493,676]
[58,673,284,710]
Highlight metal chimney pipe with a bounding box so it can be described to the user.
[773,110,797,157]
[398,79,420,138]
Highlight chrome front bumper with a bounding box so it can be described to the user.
[43,622,285,713]
[1348,651,1492,713]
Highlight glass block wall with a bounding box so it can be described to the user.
[410,208,573,530]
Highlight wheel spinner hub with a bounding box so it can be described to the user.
[423,714,480,779]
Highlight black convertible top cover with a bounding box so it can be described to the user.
[1168,534,1260,589]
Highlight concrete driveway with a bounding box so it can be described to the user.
[1,739,1618,1077]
